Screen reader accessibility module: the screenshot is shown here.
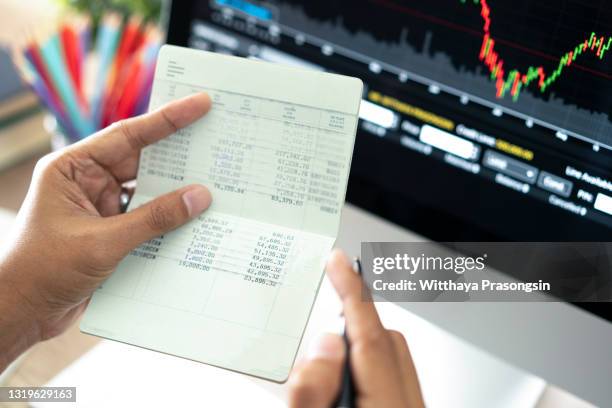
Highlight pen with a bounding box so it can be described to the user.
[334,257,361,408]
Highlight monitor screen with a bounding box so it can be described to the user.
[166,0,612,318]
[167,0,612,243]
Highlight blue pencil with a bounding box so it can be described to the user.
[31,75,79,141]
[91,13,122,128]
[39,33,94,137]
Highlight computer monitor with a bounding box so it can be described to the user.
[167,0,612,239]
[166,0,611,303]
[165,0,612,402]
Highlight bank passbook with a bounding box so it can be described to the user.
[81,45,362,382]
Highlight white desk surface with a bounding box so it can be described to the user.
[36,277,546,408]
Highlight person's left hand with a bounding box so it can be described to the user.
[0,93,212,370]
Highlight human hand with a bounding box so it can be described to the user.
[0,93,212,370]
[288,249,425,408]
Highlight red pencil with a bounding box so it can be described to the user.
[112,26,162,121]
[60,24,80,90]
[26,43,63,110]
[100,54,134,126]
[22,44,69,129]
[60,22,89,113]
[114,15,142,68]
[111,52,144,122]
[26,44,52,88]
[120,29,161,120]
[101,15,142,126]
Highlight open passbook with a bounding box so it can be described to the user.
[81,45,362,381]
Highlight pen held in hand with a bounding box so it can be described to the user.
[334,257,362,408]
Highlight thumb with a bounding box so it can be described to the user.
[108,184,212,253]
[288,334,346,408]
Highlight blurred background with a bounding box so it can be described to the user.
[0,0,165,191]
[58,0,161,22]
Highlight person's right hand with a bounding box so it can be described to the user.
[288,249,425,408]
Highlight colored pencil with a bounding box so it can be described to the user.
[60,22,89,113]
[12,51,78,140]
[39,33,94,137]
[100,15,142,126]
[132,64,156,116]
[91,13,122,127]
[13,12,161,142]
[113,42,160,121]
[24,45,63,117]
[60,24,81,92]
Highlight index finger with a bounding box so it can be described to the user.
[76,92,212,167]
[327,250,411,405]
[326,249,385,340]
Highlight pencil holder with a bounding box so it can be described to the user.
[13,12,162,145]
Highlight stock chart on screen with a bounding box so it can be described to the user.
[182,0,612,239]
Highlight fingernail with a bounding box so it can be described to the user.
[182,185,212,217]
[308,333,344,360]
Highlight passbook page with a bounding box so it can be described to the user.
[81,45,362,382]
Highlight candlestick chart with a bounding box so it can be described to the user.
[273,0,612,144]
